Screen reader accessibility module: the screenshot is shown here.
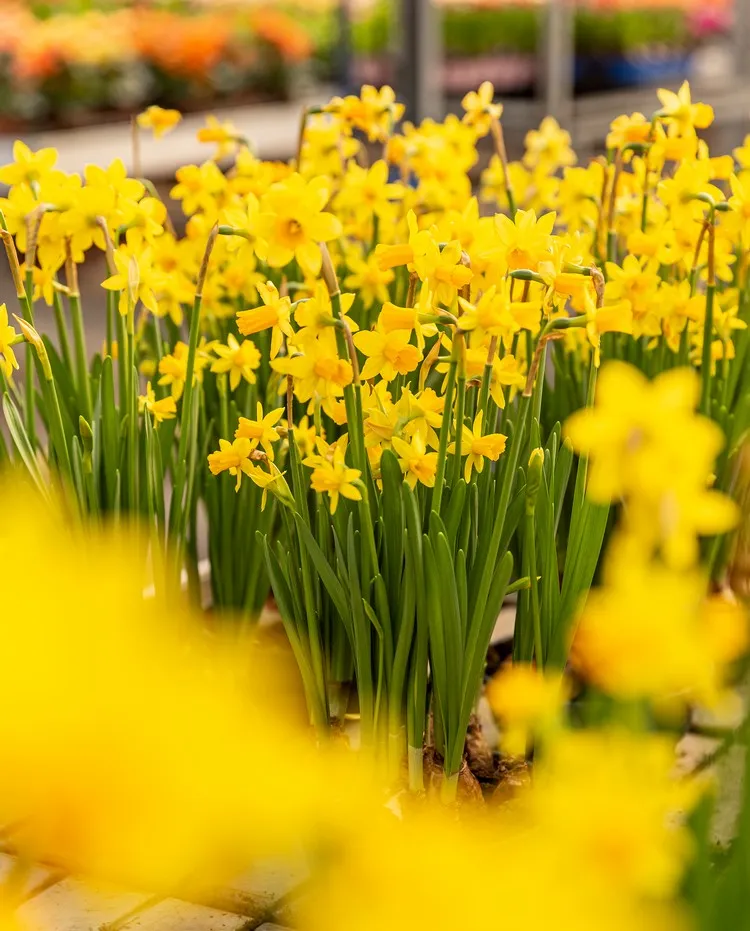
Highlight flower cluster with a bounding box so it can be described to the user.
[0,77,748,931]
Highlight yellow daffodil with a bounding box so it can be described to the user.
[461,81,503,137]
[581,289,633,367]
[448,410,507,483]
[157,339,211,400]
[139,382,177,426]
[101,245,163,317]
[236,280,294,359]
[136,106,182,139]
[324,85,404,142]
[197,115,242,160]
[0,140,58,187]
[343,251,394,309]
[293,282,357,344]
[391,432,438,489]
[523,117,576,173]
[0,304,20,380]
[258,173,342,277]
[272,334,353,409]
[170,161,228,217]
[235,402,284,460]
[656,81,714,132]
[487,664,566,757]
[606,111,652,150]
[494,208,556,272]
[210,334,261,391]
[303,443,362,514]
[207,437,256,491]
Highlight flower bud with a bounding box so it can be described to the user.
[525,447,545,515]
[14,315,52,381]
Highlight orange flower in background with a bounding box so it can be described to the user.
[250,8,313,62]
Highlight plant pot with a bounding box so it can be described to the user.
[574,51,692,95]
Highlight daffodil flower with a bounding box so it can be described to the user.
[448,410,507,483]
[235,402,284,461]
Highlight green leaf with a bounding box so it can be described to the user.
[443,479,467,552]
[99,357,119,509]
[380,448,405,606]
[2,394,47,496]
[450,550,513,773]
[294,512,351,625]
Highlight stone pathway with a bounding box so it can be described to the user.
[0,89,331,179]
[0,852,301,931]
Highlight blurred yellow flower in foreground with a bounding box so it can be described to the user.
[0,480,379,892]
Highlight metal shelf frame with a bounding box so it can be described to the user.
[399,0,750,148]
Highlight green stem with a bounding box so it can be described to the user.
[525,509,543,670]
[69,293,92,420]
[431,336,459,518]
[170,227,218,548]
[700,212,716,417]
[52,291,73,373]
[450,332,466,488]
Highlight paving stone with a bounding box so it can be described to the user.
[228,857,307,905]
[491,603,515,644]
[0,851,59,901]
[17,877,147,931]
[5,89,332,180]
[125,898,247,930]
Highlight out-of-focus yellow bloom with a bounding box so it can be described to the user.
[0,304,20,380]
[325,85,404,142]
[607,111,652,150]
[523,116,576,173]
[139,381,177,426]
[656,81,714,132]
[461,80,502,137]
[343,250,394,309]
[211,334,261,391]
[573,539,747,709]
[0,482,379,888]
[564,362,698,503]
[0,140,58,187]
[487,664,566,756]
[495,208,556,271]
[137,105,182,139]
[564,362,737,566]
[529,729,700,901]
[197,114,242,160]
[157,339,211,401]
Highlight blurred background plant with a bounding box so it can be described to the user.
[0,0,735,132]
[0,0,314,130]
